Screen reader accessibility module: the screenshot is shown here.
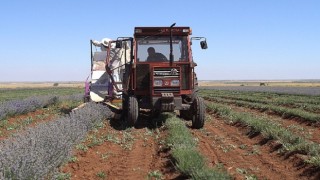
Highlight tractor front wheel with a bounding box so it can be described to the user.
[127,96,139,127]
[192,96,205,129]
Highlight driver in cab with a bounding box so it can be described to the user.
[146,47,168,62]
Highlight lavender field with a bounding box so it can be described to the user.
[1,86,319,179]
[0,86,107,179]
[0,103,112,179]
[0,87,83,102]
[0,94,83,120]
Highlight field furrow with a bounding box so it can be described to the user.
[204,99,320,144]
[60,117,181,180]
[189,115,305,180]
[203,96,320,123]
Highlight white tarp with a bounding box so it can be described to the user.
[90,52,109,102]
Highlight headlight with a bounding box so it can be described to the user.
[171,79,180,86]
[154,79,163,86]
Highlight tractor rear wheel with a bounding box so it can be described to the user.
[127,96,139,127]
[192,96,205,129]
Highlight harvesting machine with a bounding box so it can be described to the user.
[85,23,208,128]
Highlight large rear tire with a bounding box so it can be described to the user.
[192,96,205,129]
[127,96,139,127]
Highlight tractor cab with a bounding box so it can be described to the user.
[133,26,200,110]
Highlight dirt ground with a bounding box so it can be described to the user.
[6,93,317,179]
[1,103,317,179]
[2,82,319,179]
[61,114,182,180]
[59,104,320,180]
[186,100,320,180]
[3,102,318,179]
[189,116,318,180]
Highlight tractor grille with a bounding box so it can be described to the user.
[153,67,180,94]
[153,67,180,78]
[154,87,180,93]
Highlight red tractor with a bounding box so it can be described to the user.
[105,23,208,128]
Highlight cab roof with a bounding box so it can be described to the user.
[134,27,192,36]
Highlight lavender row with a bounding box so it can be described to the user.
[0,102,112,179]
[0,94,83,120]
[59,94,83,102]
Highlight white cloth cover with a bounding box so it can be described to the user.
[92,52,106,71]
[107,42,130,98]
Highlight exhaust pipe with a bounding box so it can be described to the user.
[169,23,176,66]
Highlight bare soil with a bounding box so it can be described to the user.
[60,103,320,179]
[190,117,308,179]
[187,100,320,180]
[207,100,320,144]
[61,115,182,180]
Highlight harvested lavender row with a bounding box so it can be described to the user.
[0,102,112,179]
[0,94,83,120]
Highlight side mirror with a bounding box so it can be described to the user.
[200,40,208,49]
[116,41,122,48]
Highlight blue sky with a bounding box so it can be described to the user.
[0,0,319,81]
